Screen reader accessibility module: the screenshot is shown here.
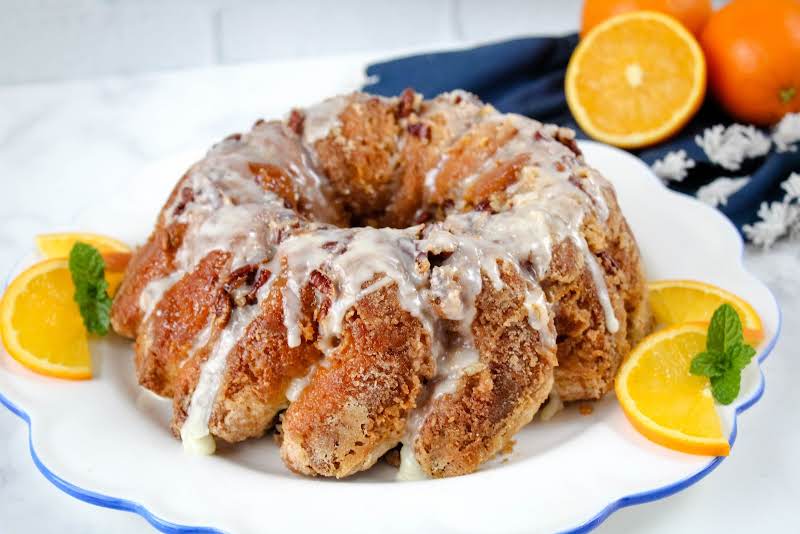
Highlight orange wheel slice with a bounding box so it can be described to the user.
[648,279,763,343]
[616,323,730,456]
[566,10,706,148]
[36,232,130,258]
[35,232,131,296]
[1,259,93,379]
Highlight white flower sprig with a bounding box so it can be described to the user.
[696,176,750,207]
[743,172,800,249]
[651,149,696,182]
[695,124,771,171]
[782,172,800,202]
[773,113,800,153]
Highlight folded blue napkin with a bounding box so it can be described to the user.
[364,36,800,246]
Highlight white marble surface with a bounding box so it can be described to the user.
[1,52,799,534]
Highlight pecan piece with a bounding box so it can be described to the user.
[244,268,272,305]
[172,186,195,217]
[407,122,431,141]
[309,269,332,295]
[287,109,305,135]
[223,264,259,295]
[214,291,233,326]
[396,88,416,118]
[414,210,432,224]
[474,200,494,213]
[556,130,582,156]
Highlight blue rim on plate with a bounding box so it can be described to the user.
[0,273,782,534]
[0,186,783,534]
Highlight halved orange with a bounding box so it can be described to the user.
[565,10,706,148]
[615,323,730,456]
[1,259,94,379]
[648,280,763,343]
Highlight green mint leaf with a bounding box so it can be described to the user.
[690,351,726,377]
[710,368,741,405]
[69,242,112,336]
[729,343,756,371]
[706,304,743,354]
[690,303,758,406]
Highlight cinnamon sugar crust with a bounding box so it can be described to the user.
[110,89,650,479]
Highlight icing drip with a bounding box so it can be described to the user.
[278,226,432,350]
[181,277,276,455]
[300,95,350,145]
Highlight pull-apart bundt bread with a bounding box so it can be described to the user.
[110,90,650,479]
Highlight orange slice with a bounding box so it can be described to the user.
[565,10,706,148]
[35,232,131,296]
[1,259,94,379]
[615,323,730,456]
[36,232,130,258]
[648,280,763,343]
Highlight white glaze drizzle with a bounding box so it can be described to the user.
[300,95,350,145]
[181,277,275,454]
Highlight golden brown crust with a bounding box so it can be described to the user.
[547,187,649,401]
[170,275,324,443]
[314,95,403,223]
[415,264,556,478]
[136,250,229,397]
[281,283,433,478]
[111,228,175,338]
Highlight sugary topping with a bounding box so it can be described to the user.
[136,91,620,464]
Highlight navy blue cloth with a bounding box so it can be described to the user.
[363,35,800,233]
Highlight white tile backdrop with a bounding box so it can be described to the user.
[0,0,592,85]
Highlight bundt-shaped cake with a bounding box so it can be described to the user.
[111,89,650,479]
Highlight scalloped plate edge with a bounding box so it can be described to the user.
[0,141,782,534]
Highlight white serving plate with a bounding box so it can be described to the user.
[0,141,781,534]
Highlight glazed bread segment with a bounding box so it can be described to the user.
[136,250,230,397]
[415,265,556,478]
[281,284,433,478]
[547,188,649,401]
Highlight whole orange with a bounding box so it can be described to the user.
[701,0,800,125]
[580,0,712,37]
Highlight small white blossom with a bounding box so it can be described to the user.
[695,124,771,171]
[651,150,696,182]
[773,113,800,152]
[743,200,800,249]
[782,172,800,202]
[696,176,750,207]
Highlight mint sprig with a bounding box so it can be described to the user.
[690,304,756,404]
[69,242,112,335]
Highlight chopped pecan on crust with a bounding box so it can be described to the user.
[407,122,431,141]
[244,268,272,305]
[223,264,259,295]
[309,269,332,295]
[474,200,494,213]
[556,130,582,156]
[172,187,195,217]
[287,109,305,135]
[396,88,416,119]
[214,290,233,326]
